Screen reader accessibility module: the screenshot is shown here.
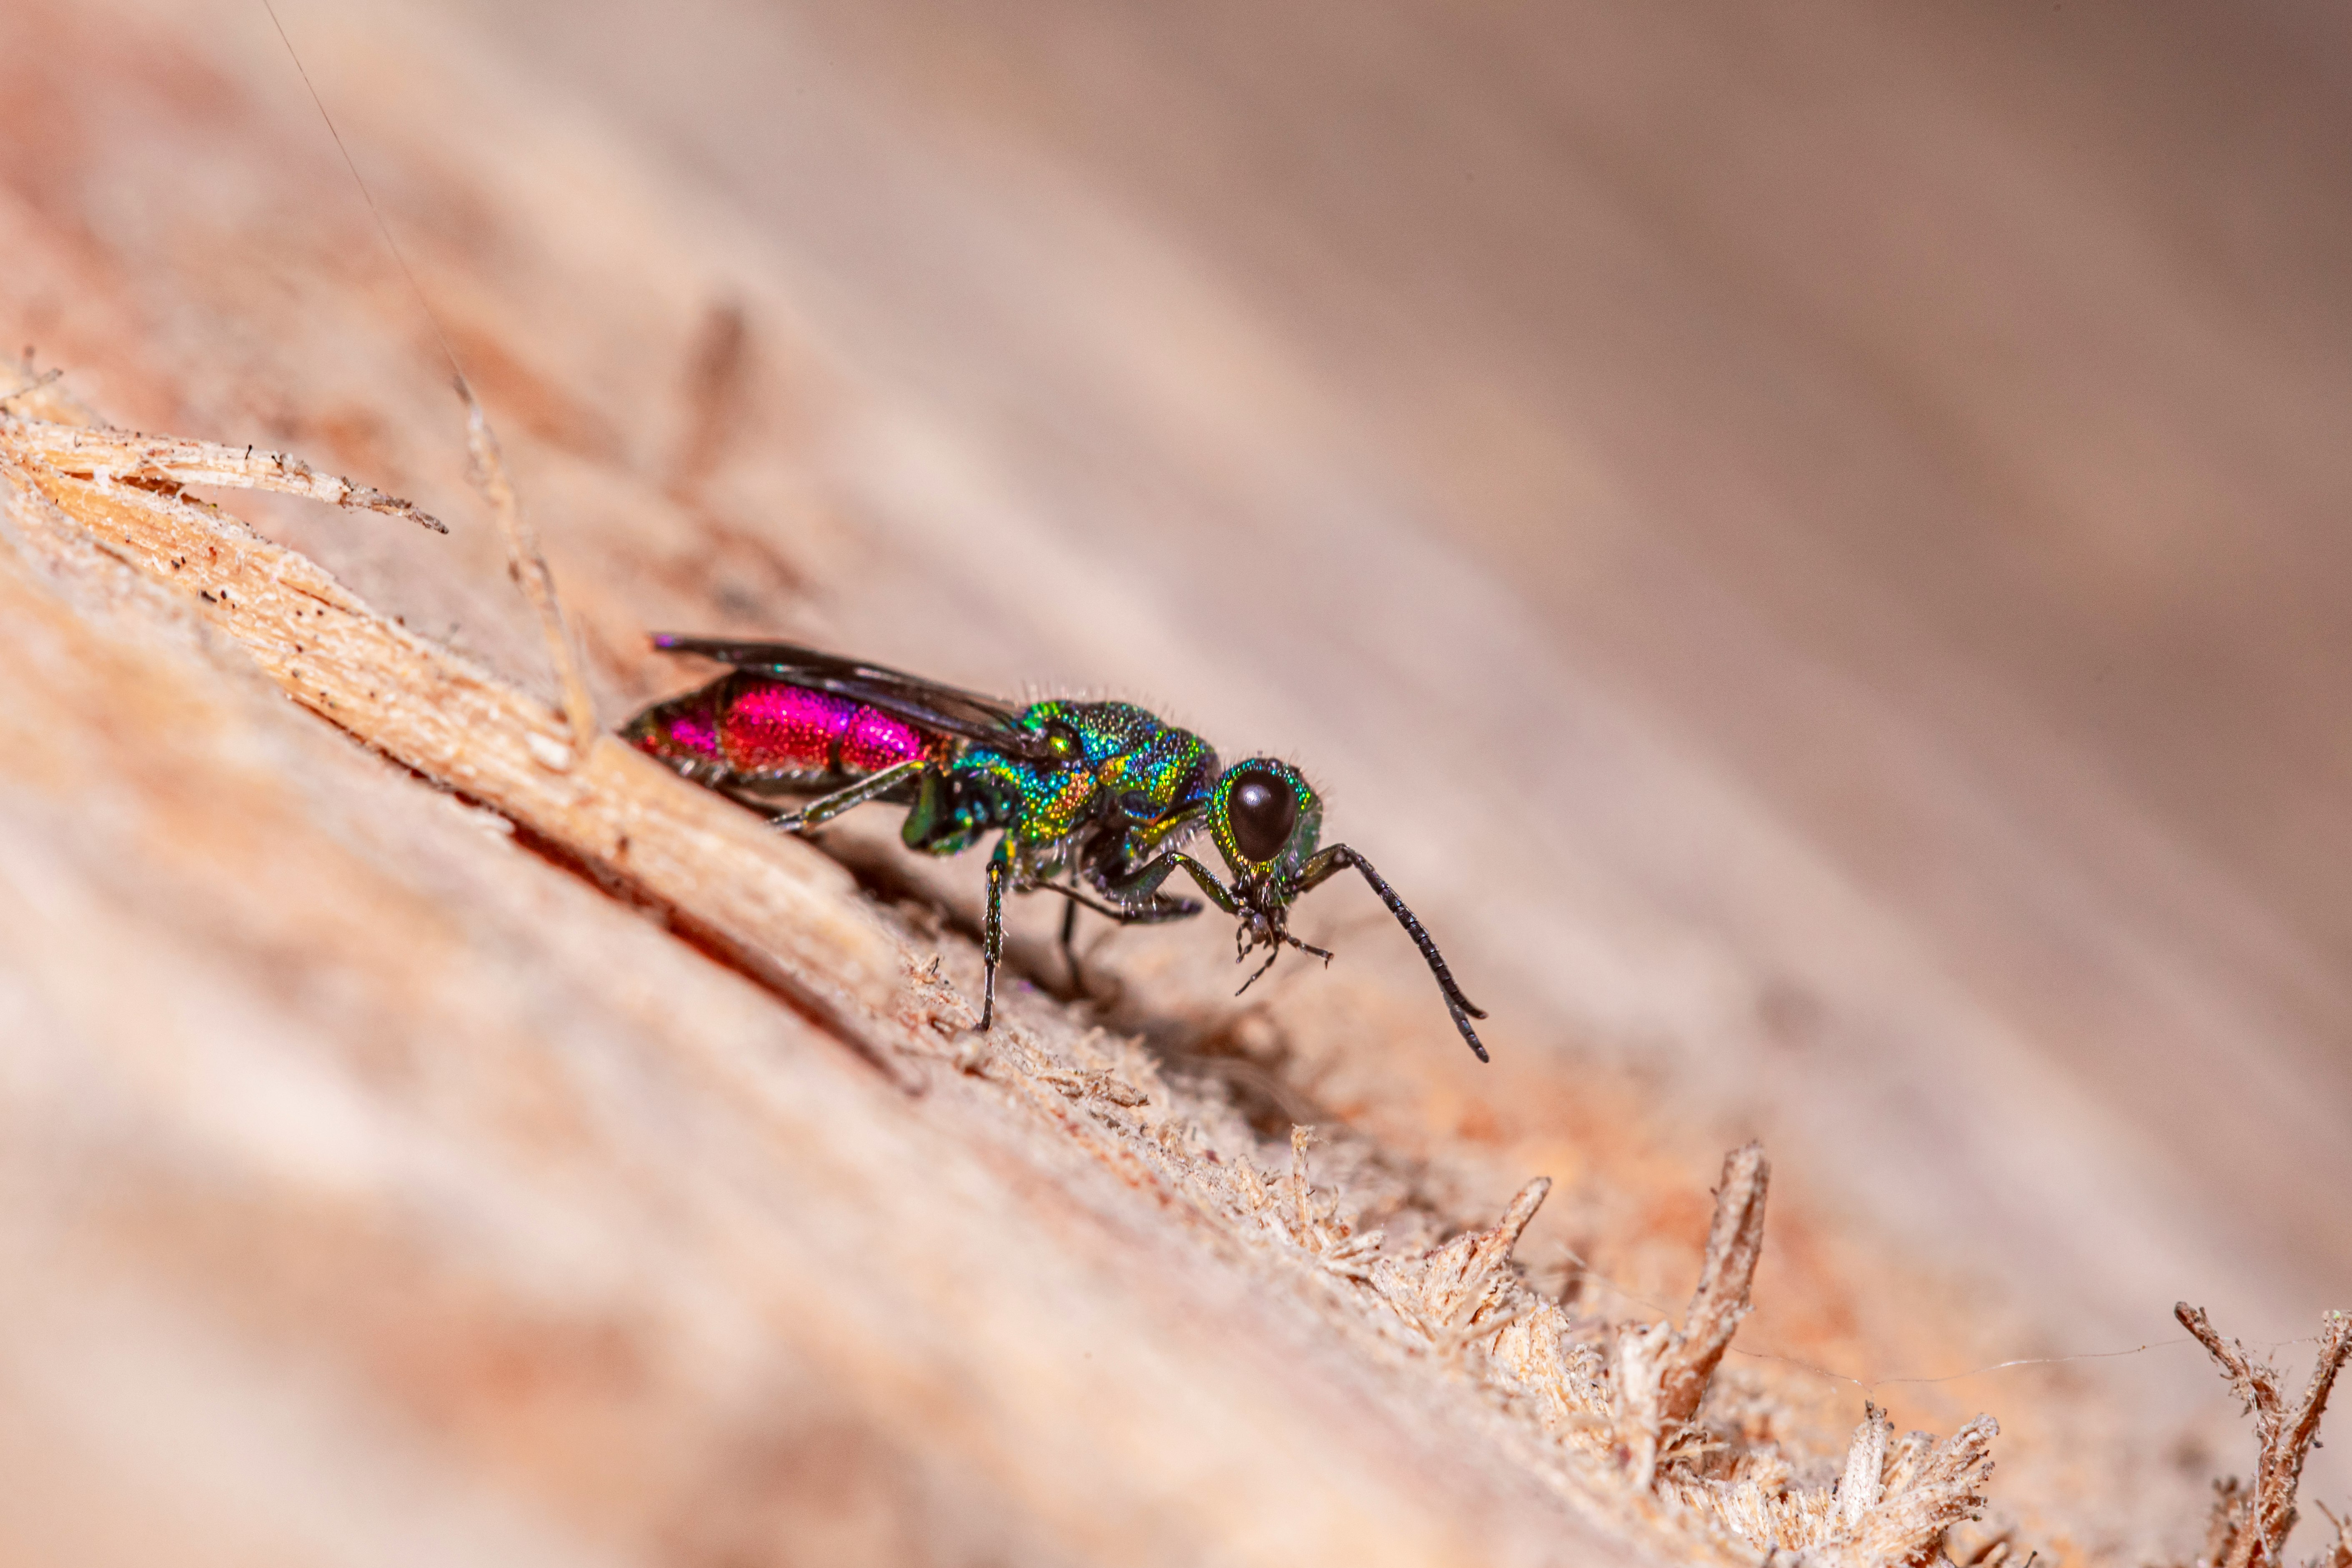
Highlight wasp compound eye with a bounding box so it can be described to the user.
[1227,766,1297,863]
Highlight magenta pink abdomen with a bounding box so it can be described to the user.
[843,706,926,771]
[723,683,853,770]
[721,681,927,774]
[649,706,721,761]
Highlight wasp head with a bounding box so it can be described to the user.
[1206,757,1330,976]
[1203,755,1489,1059]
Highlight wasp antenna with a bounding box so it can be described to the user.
[1328,846,1490,1061]
[1445,999,1490,1064]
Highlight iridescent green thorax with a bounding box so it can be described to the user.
[1089,707,1220,842]
[959,699,1216,846]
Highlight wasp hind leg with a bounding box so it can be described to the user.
[766,758,927,832]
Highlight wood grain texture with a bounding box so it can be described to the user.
[0,406,1637,1565]
[3,0,2349,1562]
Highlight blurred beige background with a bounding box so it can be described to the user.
[461,0,2352,1419]
[5,0,2351,1559]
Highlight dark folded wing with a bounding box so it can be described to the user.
[648,635,1056,761]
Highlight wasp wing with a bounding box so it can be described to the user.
[648,635,1058,762]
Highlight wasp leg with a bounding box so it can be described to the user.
[900,768,989,856]
[1038,880,1202,995]
[767,758,928,832]
[1290,845,1489,1062]
[1059,898,1082,993]
[1230,927,1332,999]
[979,838,1011,1032]
[1043,884,1201,925]
[1100,849,1244,918]
[1066,846,1244,1003]
[1234,943,1282,997]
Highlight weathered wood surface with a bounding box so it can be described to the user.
[3,0,2349,1563]
[1,398,1639,1565]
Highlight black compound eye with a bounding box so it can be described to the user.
[1226,766,1297,863]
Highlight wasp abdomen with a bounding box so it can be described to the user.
[628,674,931,783]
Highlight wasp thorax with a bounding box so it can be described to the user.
[1226,766,1297,862]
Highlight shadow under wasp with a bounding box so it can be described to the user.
[626,636,1488,1060]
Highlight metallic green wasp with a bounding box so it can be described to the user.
[626,638,1487,1060]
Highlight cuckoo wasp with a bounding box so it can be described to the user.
[625,638,1488,1060]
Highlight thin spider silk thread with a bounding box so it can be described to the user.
[261,2,597,763]
[258,0,468,388]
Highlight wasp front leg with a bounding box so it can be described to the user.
[1110,848,1323,1002]
[1287,845,1489,1062]
[1099,849,1243,919]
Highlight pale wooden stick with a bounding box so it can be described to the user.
[0,415,914,1078]
[459,380,599,770]
[1658,1140,1770,1427]
[0,417,447,534]
[2175,1303,2352,1568]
